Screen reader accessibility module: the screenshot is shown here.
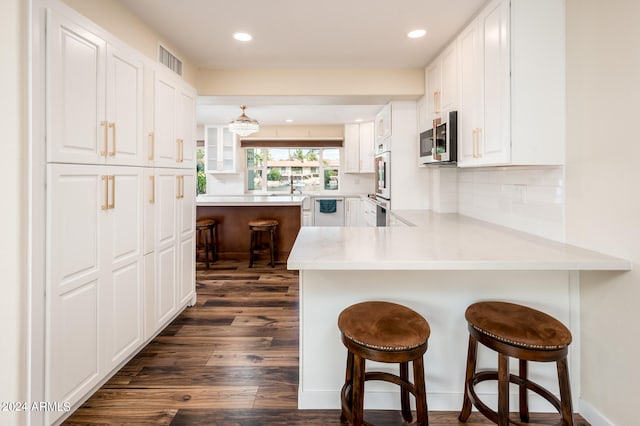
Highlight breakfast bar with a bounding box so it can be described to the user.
[196,195,306,261]
[287,211,631,412]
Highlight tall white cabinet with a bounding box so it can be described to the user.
[45,6,196,424]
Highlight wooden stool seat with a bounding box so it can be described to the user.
[248,219,278,267]
[196,218,218,269]
[459,301,574,426]
[338,301,430,426]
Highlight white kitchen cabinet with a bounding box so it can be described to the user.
[153,67,197,169]
[458,0,510,167]
[205,125,237,173]
[456,0,564,167]
[46,164,143,420]
[362,197,377,227]
[152,167,195,327]
[344,122,375,173]
[425,42,458,121]
[47,10,144,167]
[375,104,392,151]
[345,197,363,226]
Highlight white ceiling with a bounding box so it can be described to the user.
[119,0,487,125]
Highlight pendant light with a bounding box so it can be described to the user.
[228,105,259,137]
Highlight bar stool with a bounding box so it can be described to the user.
[338,301,430,426]
[248,219,278,267]
[459,301,574,426]
[196,218,217,269]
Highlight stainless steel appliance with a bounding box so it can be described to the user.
[419,110,457,165]
[374,151,390,200]
[313,198,345,226]
[369,195,389,227]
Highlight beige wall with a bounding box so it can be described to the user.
[61,0,198,85]
[1,0,27,425]
[566,0,640,423]
[196,68,424,97]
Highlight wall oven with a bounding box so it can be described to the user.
[419,110,457,165]
[374,151,390,200]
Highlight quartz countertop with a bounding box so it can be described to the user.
[196,194,306,207]
[287,210,631,271]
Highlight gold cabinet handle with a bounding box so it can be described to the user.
[176,175,181,199]
[179,139,185,162]
[108,175,115,209]
[108,122,116,156]
[149,175,155,204]
[181,175,185,198]
[101,175,109,210]
[100,121,108,156]
[148,132,155,160]
[176,139,182,163]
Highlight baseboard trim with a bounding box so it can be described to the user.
[578,399,614,426]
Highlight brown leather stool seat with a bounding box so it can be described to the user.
[338,301,430,426]
[248,219,278,267]
[196,218,218,269]
[459,301,574,426]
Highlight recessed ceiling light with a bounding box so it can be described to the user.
[285,119,294,123]
[233,32,253,42]
[407,29,427,39]
[355,118,363,123]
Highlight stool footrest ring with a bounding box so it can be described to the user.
[466,370,563,425]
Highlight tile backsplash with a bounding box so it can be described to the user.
[455,166,565,241]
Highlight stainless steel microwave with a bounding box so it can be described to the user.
[419,110,457,164]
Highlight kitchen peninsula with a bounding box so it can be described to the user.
[197,195,306,261]
[287,211,631,412]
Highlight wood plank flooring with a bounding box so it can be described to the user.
[64,260,589,425]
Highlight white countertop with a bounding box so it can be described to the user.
[196,194,306,207]
[287,210,631,271]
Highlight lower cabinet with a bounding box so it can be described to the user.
[46,164,195,424]
[345,197,363,226]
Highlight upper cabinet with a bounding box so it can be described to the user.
[458,0,510,166]
[205,125,237,173]
[375,104,392,152]
[425,42,458,121]
[344,122,375,173]
[152,67,196,169]
[427,0,565,168]
[47,10,144,166]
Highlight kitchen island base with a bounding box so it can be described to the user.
[297,269,580,413]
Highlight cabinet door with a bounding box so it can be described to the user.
[343,123,360,173]
[154,169,178,325]
[458,21,482,166]
[46,164,104,413]
[178,170,196,306]
[176,88,196,168]
[105,44,144,166]
[441,43,459,111]
[221,128,236,172]
[358,122,375,173]
[154,73,178,167]
[480,0,510,165]
[345,198,362,226]
[47,10,106,165]
[426,61,442,118]
[143,168,155,255]
[103,166,144,369]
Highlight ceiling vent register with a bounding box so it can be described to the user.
[158,44,183,76]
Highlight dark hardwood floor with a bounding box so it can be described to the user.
[64,259,589,425]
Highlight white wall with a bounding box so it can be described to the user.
[1,0,27,425]
[566,0,640,424]
[458,166,565,241]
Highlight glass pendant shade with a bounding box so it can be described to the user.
[228,105,259,136]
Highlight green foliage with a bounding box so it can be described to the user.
[268,168,281,181]
[197,170,206,194]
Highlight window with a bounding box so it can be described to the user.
[246,147,340,193]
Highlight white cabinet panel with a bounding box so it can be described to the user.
[47,11,105,165]
[154,75,178,167]
[179,235,195,306]
[47,10,143,166]
[156,244,177,325]
[143,168,155,255]
[205,125,237,173]
[344,122,375,173]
